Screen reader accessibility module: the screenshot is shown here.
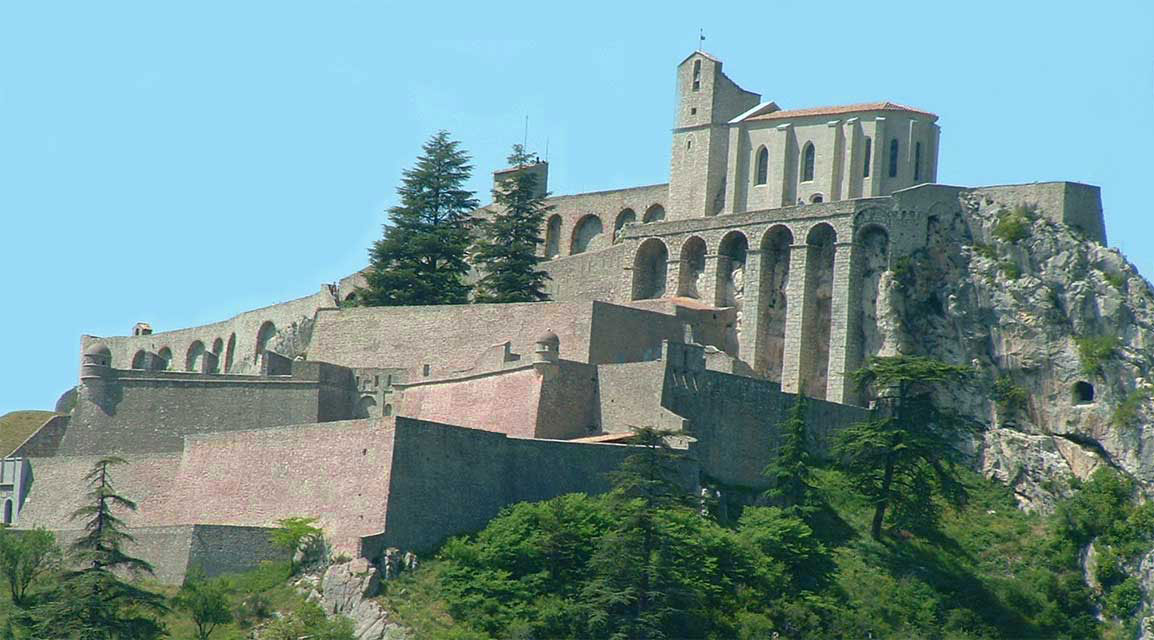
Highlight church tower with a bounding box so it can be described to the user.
[668,52,759,220]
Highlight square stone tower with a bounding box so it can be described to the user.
[668,52,759,221]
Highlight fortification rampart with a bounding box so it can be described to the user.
[540,183,669,259]
[541,243,630,302]
[58,360,355,456]
[83,287,336,375]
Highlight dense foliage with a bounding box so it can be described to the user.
[359,130,479,306]
[472,145,553,303]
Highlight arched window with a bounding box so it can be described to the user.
[888,138,899,178]
[801,143,815,182]
[810,194,824,204]
[863,137,872,178]
[570,215,604,255]
[692,59,701,92]
[255,321,276,358]
[914,141,923,181]
[754,147,769,185]
[544,215,562,258]
[613,209,636,243]
[643,204,666,223]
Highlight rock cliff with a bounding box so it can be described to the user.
[881,191,1153,510]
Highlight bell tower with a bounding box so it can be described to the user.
[668,52,759,220]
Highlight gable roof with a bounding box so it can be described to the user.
[678,49,721,66]
[744,101,937,122]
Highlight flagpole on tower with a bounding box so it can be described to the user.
[698,29,705,51]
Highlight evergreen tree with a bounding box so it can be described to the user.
[359,131,479,306]
[472,144,552,303]
[835,356,975,540]
[763,394,815,516]
[21,457,167,639]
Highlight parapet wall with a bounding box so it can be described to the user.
[369,417,694,554]
[58,361,355,456]
[541,243,629,303]
[968,182,1106,244]
[84,287,336,375]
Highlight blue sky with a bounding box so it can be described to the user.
[2,1,1152,413]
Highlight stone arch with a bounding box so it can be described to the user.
[255,321,277,359]
[854,224,891,400]
[570,214,603,255]
[157,347,172,370]
[355,395,378,419]
[755,225,793,382]
[810,193,824,204]
[643,204,666,223]
[613,208,636,243]
[210,338,224,373]
[677,236,708,298]
[131,350,148,370]
[2,500,11,525]
[186,340,206,372]
[223,333,236,373]
[545,214,562,258]
[717,231,749,355]
[800,223,837,399]
[631,238,669,301]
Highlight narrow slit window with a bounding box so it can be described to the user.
[692,60,701,92]
[863,137,872,178]
[755,147,769,185]
[888,138,899,178]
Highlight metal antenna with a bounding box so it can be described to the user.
[523,115,529,154]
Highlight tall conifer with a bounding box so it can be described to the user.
[359,131,479,306]
[472,144,552,303]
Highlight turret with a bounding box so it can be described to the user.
[80,342,114,408]
[533,330,560,376]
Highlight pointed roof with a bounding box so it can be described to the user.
[678,49,721,66]
[744,101,937,122]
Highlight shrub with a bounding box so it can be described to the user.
[1103,577,1143,619]
[993,205,1037,244]
[993,375,1029,421]
[1111,387,1152,429]
[1104,271,1126,291]
[1074,334,1120,377]
[999,260,1022,280]
[970,243,997,260]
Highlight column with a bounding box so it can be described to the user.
[664,255,681,300]
[823,120,842,201]
[705,253,725,308]
[869,117,887,196]
[779,242,809,394]
[824,241,857,404]
[841,118,859,199]
[739,246,763,366]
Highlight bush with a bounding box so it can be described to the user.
[998,260,1022,280]
[261,601,355,640]
[970,243,998,260]
[1111,387,1152,429]
[1075,334,1120,376]
[992,205,1037,244]
[993,375,1028,421]
[1103,577,1143,619]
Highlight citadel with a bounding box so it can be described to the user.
[2,51,1114,581]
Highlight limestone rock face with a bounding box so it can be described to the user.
[883,191,1154,510]
[316,559,408,640]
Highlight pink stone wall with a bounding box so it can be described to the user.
[156,419,394,550]
[397,368,542,439]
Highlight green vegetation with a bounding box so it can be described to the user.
[970,242,997,260]
[992,204,1038,244]
[1111,387,1153,429]
[998,259,1022,280]
[0,530,57,607]
[0,411,57,457]
[359,130,479,306]
[1075,334,1120,377]
[269,516,323,575]
[472,144,553,303]
[171,573,233,640]
[839,356,975,540]
[762,395,816,516]
[1105,271,1127,291]
[993,375,1029,423]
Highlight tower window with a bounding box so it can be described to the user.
[863,137,872,178]
[888,138,899,178]
[801,143,815,183]
[755,147,769,185]
[692,59,701,92]
[914,141,923,181]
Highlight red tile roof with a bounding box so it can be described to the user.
[746,101,937,122]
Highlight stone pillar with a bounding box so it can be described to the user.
[706,253,725,308]
[664,257,681,299]
[869,117,887,196]
[723,127,742,214]
[775,124,795,207]
[739,247,764,366]
[779,243,810,394]
[824,241,857,404]
[841,118,859,199]
[823,120,842,201]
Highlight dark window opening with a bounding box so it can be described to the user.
[1073,381,1095,405]
[863,137,872,177]
[755,147,769,185]
[692,60,701,92]
[810,194,824,204]
[888,138,899,178]
[914,141,923,181]
[801,143,815,182]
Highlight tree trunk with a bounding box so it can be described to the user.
[871,452,896,540]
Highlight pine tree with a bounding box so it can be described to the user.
[21,457,167,639]
[763,394,815,516]
[472,144,552,303]
[358,131,479,306]
[835,356,975,540]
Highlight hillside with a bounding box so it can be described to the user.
[0,411,56,457]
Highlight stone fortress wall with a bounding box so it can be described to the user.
[5,49,1112,584]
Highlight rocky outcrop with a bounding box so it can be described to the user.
[309,559,408,640]
[881,191,1154,510]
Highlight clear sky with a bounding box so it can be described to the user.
[2,1,1152,414]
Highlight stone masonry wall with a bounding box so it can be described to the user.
[396,367,544,439]
[541,243,629,302]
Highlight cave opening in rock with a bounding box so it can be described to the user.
[1072,381,1095,405]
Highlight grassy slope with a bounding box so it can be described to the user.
[0,411,57,457]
